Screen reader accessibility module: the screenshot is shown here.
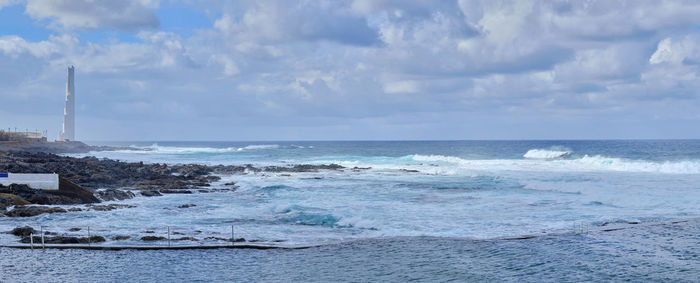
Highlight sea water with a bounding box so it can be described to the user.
[1,140,699,280]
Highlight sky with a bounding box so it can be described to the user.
[1,0,700,141]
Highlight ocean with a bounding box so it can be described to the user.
[1,140,699,281]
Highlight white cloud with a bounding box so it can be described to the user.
[25,0,159,32]
[0,35,60,58]
[214,1,378,46]
[383,80,418,94]
[4,0,700,139]
[0,0,20,10]
[650,36,700,65]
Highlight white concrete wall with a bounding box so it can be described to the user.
[0,173,59,190]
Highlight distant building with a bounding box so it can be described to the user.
[58,66,75,141]
[0,130,47,142]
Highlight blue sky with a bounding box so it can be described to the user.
[1,0,700,141]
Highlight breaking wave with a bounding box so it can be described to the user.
[410,154,700,174]
[240,144,280,150]
[523,149,571,159]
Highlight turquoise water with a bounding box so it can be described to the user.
[1,140,699,280]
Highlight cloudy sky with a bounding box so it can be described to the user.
[1,0,700,141]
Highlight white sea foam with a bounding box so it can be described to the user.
[523,149,571,159]
[410,154,700,174]
[239,144,281,150]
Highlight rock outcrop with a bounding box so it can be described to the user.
[0,193,30,210]
[4,206,67,217]
[8,226,37,237]
[96,189,135,201]
[0,181,98,206]
[20,235,106,244]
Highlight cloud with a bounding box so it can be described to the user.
[25,0,159,32]
[3,0,700,140]
[383,80,418,94]
[0,0,20,10]
[649,35,700,65]
[214,1,379,46]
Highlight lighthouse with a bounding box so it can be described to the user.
[59,66,75,141]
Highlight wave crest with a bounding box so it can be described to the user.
[410,154,700,174]
[523,149,571,159]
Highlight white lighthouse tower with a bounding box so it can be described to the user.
[59,66,75,141]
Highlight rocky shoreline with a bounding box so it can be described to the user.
[0,148,351,245]
[0,150,347,218]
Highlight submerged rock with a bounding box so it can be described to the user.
[173,237,199,241]
[262,164,344,173]
[204,236,246,242]
[4,206,67,217]
[20,235,106,244]
[113,235,131,240]
[86,204,135,211]
[140,236,167,241]
[177,204,196,208]
[160,189,192,194]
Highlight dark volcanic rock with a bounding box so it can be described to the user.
[177,204,196,208]
[20,235,106,244]
[5,206,67,217]
[263,164,344,172]
[204,236,246,242]
[0,151,220,191]
[96,189,135,201]
[87,235,107,243]
[69,227,81,231]
[173,237,199,241]
[113,235,131,240]
[141,236,167,241]
[160,189,192,194]
[59,177,101,203]
[0,193,30,210]
[141,190,162,197]
[9,226,36,237]
[0,183,97,205]
[86,204,135,211]
[1,151,346,197]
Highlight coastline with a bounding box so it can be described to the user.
[0,148,349,246]
[1,140,698,259]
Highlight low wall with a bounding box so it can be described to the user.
[0,173,59,190]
